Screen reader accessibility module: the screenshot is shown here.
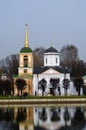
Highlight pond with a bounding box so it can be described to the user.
[0,104,86,130]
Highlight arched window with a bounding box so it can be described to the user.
[56,58,58,63]
[24,56,28,67]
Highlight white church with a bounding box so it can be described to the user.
[33,46,71,96]
[14,25,79,96]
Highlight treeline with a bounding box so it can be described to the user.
[0,44,86,78]
[0,79,14,95]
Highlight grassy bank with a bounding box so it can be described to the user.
[0,95,86,99]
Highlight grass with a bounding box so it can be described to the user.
[0,95,86,99]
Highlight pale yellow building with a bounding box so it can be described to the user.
[14,25,33,95]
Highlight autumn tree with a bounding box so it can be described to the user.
[15,78,26,96]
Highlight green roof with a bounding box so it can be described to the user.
[20,47,33,53]
[13,74,33,79]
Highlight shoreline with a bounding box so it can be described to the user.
[0,98,86,105]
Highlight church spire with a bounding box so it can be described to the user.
[24,24,29,47]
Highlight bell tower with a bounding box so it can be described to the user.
[18,24,33,95]
[18,24,33,76]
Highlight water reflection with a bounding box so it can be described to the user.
[0,105,85,130]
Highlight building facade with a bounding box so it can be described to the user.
[33,46,70,96]
[14,25,33,95]
[14,25,82,96]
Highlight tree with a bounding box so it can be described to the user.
[4,79,12,95]
[33,47,45,70]
[50,78,60,95]
[0,54,19,78]
[73,77,83,96]
[60,44,79,76]
[15,78,26,96]
[0,79,4,95]
[63,79,70,96]
[71,60,86,77]
[60,44,79,65]
[0,79,13,96]
[38,78,47,96]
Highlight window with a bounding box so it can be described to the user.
[24,69,27,73]
[56,58,58,63]
[24,56,28,67]
[46,58,47,64]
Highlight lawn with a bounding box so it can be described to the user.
[0,95,86,99]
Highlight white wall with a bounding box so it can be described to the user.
[33,73,71,96]
[44,52,60,66]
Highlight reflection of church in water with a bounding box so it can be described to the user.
[14,25,80,96]
[0,106,85,130]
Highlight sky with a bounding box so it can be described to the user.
[0,0,86,61]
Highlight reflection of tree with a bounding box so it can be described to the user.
[16,107,27,122]
[39,108,47,121]
[71,108,85,130]
[3,108,14,121]
[0,108,19,130]
[63,107,70,130]
[34,126,46,130]
[57,126,71,130]
[51,108,60,121]
[64,107,70,122]
[0,109,3,121]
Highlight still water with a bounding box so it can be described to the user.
[0,104,86,130]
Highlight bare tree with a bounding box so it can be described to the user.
[33,47,45,69]
[60,44,79,66]
[0,54,19,78]
[60,44,86,77]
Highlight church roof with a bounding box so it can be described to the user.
[20,47,33,53]
[34,66,70,74]
[45,46,59,53]
[20,25,33,53]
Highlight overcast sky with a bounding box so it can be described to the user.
[0,0,86,61]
